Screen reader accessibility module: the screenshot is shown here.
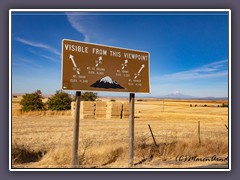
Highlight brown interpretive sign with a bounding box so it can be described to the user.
[62,39,150,93]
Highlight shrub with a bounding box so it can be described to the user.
[47,90,72,111]
[110,99,116,102]
[222,103,228,107]
[12,143,45,164]
[20,90,45,111]
[81,92,98,101]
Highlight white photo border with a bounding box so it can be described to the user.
[9,9,231,171]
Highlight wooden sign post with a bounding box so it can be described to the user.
[72,91,81,167]
[129,93,135,166]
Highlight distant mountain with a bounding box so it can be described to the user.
[198,96,228,100]
[161,92,196,99]
[90,76,124,89]
[155,92,228,100]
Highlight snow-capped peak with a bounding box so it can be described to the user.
[173,91,181,95]
[100,76,115,84]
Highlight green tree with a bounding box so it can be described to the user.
[20,90,45,111]
[222,103,228,107]
[47,90,73,110]
[81,92,98,101]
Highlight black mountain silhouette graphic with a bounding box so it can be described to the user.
[90,76,124,89]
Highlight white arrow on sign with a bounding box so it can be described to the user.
[69,54,80,74]
[96,56,103,67]
[138,64,145,74]
[122,59,128,69]
[69,54,77,67]
[134,64,145,79]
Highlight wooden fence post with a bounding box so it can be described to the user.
[198,121,201,145]
[225,124,228,130]
[148,124,158,147]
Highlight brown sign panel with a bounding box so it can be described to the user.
[62,39,150,93]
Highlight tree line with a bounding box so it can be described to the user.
[19,90,98,112]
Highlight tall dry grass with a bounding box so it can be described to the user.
[12,135,228,168]
[12,99,229,168]
[12,109,72,116]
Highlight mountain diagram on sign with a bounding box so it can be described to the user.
[90,76,124,89]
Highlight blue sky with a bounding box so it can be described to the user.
[11,11,229,97]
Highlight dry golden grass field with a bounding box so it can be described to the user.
[11,97,229,169]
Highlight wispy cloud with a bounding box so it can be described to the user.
[65,12,117,44]
[65,13,118,44]
[16,37,61,56]
[153,59,228,81]
[65,12,97,42]
[12,60,43,73]
[40,54,59,62]
[16,57,43,68]
[28,49,59,63]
